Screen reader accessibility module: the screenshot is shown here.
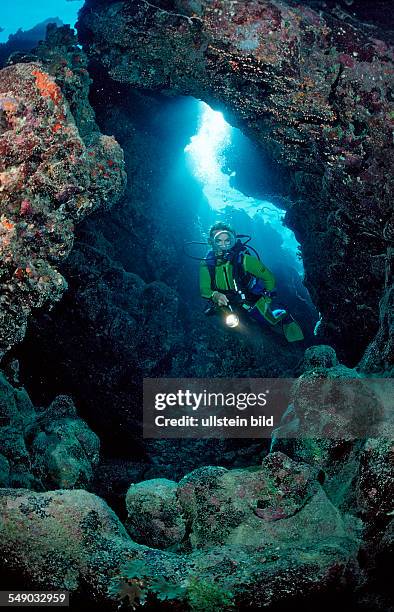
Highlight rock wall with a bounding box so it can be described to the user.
[0,25,126,358]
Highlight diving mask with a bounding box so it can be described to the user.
[211,230,236,254]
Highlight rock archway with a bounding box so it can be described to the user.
[78,0,394,366]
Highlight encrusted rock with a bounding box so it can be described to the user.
[303,344,339,370]
[125,478,186,548]
[0,488,133,598]
[271,347,386,509]
[176,452,353,550]
[356,438,394,530]
[0,458,362,609]
[0,56,126,357]
[0,370,100,489]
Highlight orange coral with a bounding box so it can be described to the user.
[32,69,63,107]
[2,218,14,231]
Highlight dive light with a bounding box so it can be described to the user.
[225,306,240,328]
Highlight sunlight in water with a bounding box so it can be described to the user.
[184,101,300,258]
[184,104,231,187]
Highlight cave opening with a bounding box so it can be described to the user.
[4,84,319,464]
[181,98,318,334]
[184,101,302,269]
[0,2,318,470]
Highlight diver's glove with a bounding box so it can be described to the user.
[211,291,229,306]
[262,289,277,303]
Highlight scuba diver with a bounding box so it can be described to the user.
[198,222,304,342]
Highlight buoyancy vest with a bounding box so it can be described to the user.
[205,242,265,297]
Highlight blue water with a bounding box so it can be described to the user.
[0,0,83,43]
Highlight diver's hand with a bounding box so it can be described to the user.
[263,289,276,303]
[212,291,229,306]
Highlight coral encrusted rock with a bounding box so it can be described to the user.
[125,478,186,548]
[0,370,100,490]
[271,345,388,508]
[0,453,362,609]
[0,59,126,357]
[0,488,133,598]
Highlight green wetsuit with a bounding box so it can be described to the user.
[199,253,278,322]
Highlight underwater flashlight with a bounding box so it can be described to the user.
[225,311,240,328]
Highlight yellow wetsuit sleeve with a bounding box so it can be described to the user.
[199,260,215,299]
[243,254,275,291]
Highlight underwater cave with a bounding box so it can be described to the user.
[0,1,393,611]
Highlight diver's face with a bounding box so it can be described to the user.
[213,232,233,254]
